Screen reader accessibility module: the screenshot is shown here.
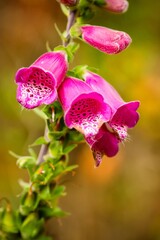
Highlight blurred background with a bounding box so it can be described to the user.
[0,0,160,239]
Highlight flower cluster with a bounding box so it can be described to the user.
[15,0,139,166]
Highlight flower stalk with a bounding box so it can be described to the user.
[0,0,140,239]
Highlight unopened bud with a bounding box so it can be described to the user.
[104,0,129,13]
[58,0,79,7]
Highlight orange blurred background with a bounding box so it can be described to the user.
[0,0,160,239]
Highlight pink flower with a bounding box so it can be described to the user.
[81,25,132,54]
[104,0,129,13]
[15,51,68,109]
[84,71,140,166]
[58,72,139,167]
[58,76,112,138]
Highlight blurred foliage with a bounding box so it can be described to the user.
[0,0,160,239]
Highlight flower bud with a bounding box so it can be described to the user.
[80,25,132,54]
[94,0,129,13]
[104,0,129,13]
[58,0,78,7]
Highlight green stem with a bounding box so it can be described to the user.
[37,10,77,165]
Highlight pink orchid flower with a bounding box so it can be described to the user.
[15,51,68,109]
[104,0,129,13]
[58,76,112,138]
[81,25,132,54]
[84,71,140,166]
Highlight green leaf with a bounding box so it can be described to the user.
[20,213,44,239]
[36,235,53,240]
[30,137,48,147]
[51,207,69,217]
[17,156,36,169]
[51,185,66,198]
[1,209,19,234]
[48,130,66,140]
[63,144,77,154]
[9,150,22,159]
[20,192,39,216]
[65,164,78,172]
[38,185,51,201]
[42,104,54,119]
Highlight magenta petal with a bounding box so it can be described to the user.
[15,51,68,109]
[92,125,119,157]
[85,71,124,113]
[84,71,140,128]
[58,77,112,137]
[81,25,132,54]
[86,124,119,166]
[111,101,140,128]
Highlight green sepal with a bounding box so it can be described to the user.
[66,128,84,142]
[1,209,20,234]
[64,164,78,172]
[16,156,36,170]
[70,23,82,38]
[38,185,52,201]
[30,136,49,147]
[68,64,99,79]
[60,3,69,16]
[51,185,66,199]
[77,6,95,23]
[32,163,55,184]
[93,0,106,7]
[20,213,44,239]
[51,206,69,217]
[54,42,79,63]
[63,144,78,154]
[19,191,39,216]
[42,104,54,119]
[49,141,63,159]
[36,235,52,240]
[48,129,67,141]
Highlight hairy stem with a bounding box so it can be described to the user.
[64,9,77,46]
[37,10,77,165]
[37,125,49,164]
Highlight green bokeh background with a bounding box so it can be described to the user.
[0,0,160,239]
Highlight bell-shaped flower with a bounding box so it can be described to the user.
[103,0,129,13]
[15,51,68,109]
[58,76,112,138]
[80,25,132,54]
[83,71,140,166]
